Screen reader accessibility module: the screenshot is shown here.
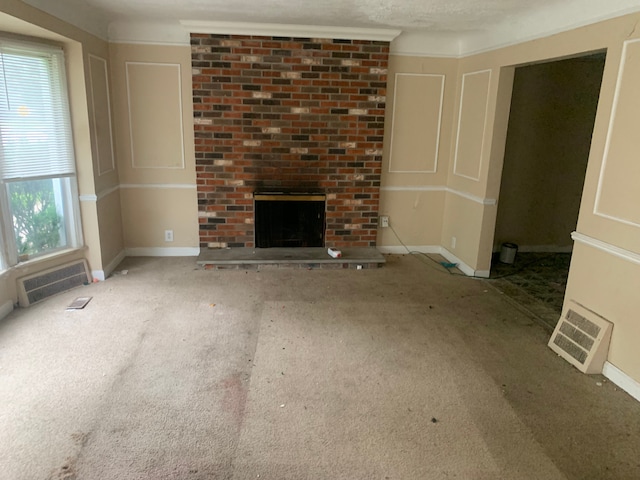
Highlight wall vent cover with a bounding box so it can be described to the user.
[548,300,613,374]
[17,260,90,307]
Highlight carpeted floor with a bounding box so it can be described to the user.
[0,255,638,479]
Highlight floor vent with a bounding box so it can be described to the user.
[548,300,612,374]
[17,260,90,307]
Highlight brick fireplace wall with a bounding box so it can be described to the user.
[191,34,389,248]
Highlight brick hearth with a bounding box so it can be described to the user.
[191,34,389,248]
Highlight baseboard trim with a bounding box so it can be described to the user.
[377,245,441,255]
[602,361,640,403]
[91,250,128,281]
[104,250,127,277]
[440,248,490,278]
[377,245,489,278]
[125,247,200,257]
[0,300,14,320]
[513,245,574,253]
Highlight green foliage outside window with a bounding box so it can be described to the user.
[9,179,61,257]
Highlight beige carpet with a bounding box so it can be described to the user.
[0,255,638,479]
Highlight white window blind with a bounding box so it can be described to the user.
[0,40,76,180]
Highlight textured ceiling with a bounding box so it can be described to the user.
[15,0,640,55]
[18,0,580,31]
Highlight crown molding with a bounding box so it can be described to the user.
[18,1,640,58]
[458,1,640,57]
[389,30,460,57]
[180,20,401,42]
[19,0,108,40]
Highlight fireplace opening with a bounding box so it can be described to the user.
[254,193,326,248]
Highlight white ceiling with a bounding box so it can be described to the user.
[16,0,640,56]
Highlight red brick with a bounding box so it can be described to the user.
[192,34,389,248]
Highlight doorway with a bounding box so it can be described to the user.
[491,53,606,328]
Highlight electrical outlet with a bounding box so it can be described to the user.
[380,215,389,228]
[164,230,174,242]
[451,236,457,249]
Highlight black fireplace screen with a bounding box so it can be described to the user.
[254,194,325,248]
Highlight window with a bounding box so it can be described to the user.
[0,38,81,269]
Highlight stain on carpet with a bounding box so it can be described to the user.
[48,456,77,480]
[221,372,249,428]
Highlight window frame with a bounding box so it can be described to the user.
[0,36,83,271]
